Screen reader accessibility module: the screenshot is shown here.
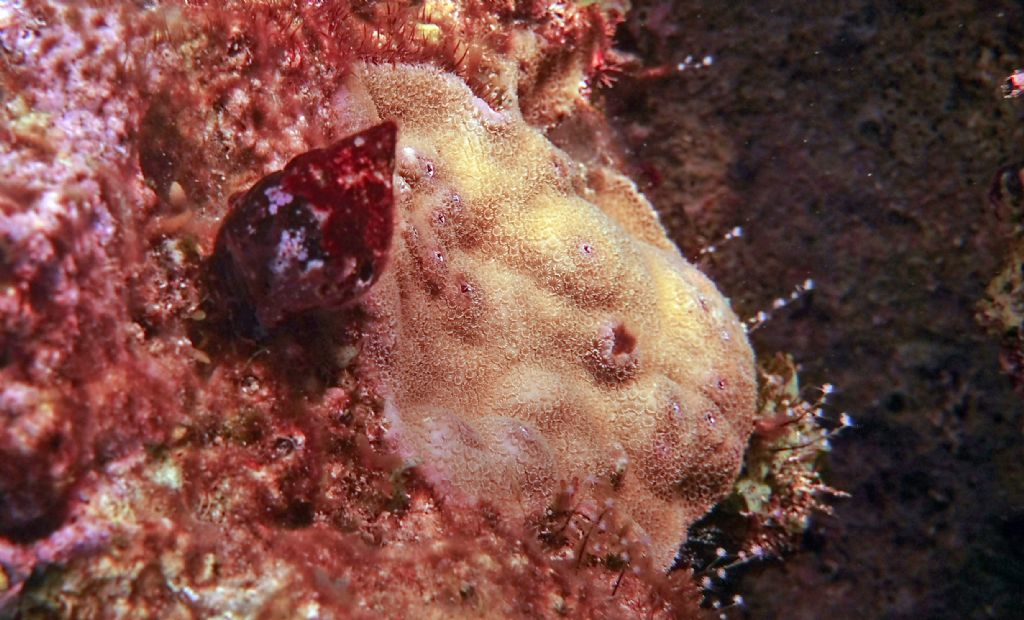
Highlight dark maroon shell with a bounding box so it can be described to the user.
[211,122,397,330]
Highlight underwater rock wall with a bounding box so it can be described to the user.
[0,1,779,617]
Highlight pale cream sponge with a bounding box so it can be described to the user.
[354,63,757,569]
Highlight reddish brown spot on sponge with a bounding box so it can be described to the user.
[585,321,640,383]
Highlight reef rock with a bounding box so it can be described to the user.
[0,0,759,616]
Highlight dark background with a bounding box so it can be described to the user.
[610,2,1024,618]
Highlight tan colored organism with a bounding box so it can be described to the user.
[352,62,757,568]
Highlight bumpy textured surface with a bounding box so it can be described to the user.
[0,1,761,616]
[356,63,756,568]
